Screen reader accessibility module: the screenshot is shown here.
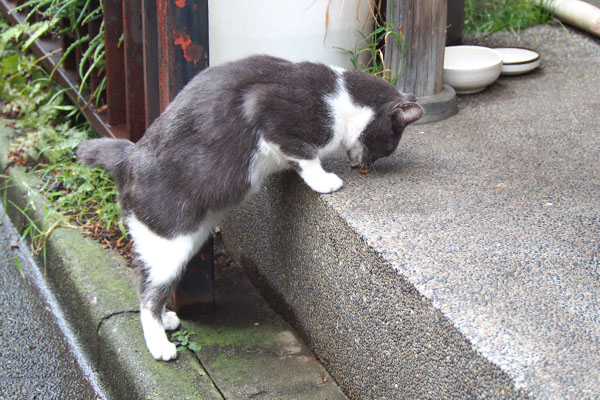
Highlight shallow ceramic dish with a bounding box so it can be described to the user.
[494,47,540,75]
[443,46,503,94]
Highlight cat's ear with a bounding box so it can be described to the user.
[392,103,424,126]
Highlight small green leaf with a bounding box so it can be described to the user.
[0,54,19,75]
[188,342,201,352]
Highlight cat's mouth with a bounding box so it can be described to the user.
[347,146,376,173]
[346,146,364,166]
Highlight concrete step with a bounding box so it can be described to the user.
[221,25,600,400]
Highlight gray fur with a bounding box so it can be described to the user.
[76,138,133,182]
[76,56,423,352]
[78,55,421,238]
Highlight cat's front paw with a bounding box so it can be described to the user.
[146,336,178,361]
[306,172,344,194]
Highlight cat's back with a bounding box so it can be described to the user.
[189,55,338,95]
[140,56,338,144]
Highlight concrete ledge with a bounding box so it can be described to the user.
[222,173,527,400]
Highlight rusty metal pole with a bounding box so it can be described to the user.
[141,0,161,128]
[103,0,127,131]
[156,0,209,111]
[153,0,212,316]
[122,0,147,142]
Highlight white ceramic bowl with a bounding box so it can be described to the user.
[494,47,540,75]
[443,46,503,94]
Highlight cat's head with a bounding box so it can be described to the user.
[347,94,423,167]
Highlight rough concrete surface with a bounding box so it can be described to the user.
[0,206,103,400]
[222,25,600,399]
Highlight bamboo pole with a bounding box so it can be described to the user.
[530,0,600,37]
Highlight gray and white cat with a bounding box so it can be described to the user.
[77,55,423,361]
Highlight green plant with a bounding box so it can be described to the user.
[0,256,25,278]
[171,329,202,352]
[338,2,406,84]
[4,195,66,261]
[11,0,106,104]
[13,257,24,278]
[464,0,555,34]
[1,15,127,258]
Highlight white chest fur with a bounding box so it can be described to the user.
[322,72,374,157]
[246,70,374,193]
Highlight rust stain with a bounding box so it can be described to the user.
[173,29,203,64]
[185,44,203,64]
[175,0,186,8]
[173,30,192,49]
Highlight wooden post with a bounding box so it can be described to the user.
[385,0,446,97]
[385,0,457,123]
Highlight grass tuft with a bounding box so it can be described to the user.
[464,0,555,34]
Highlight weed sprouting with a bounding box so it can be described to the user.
[171,329,202,352]
[337,2,406,84]
[0,256,25,278]
[339,22,405,84]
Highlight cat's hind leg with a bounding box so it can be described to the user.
[127,214,209,361]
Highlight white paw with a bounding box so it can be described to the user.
[146,336,178,361]
[141,306,177,361]
[307,172,344,194]
[162,310,181,331]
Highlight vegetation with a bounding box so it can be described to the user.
[171,329,202,352]
[11,0,106,104]
[1,16,127,258]
[339,1,406,84]
[464,0,555,34]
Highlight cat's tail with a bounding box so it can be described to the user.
[76,138,134,177]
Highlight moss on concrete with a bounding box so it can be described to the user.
[99,313,223,400]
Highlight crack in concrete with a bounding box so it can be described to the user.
[189,349,227,399]
[95,310,227,398]
[96,310,139,334]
